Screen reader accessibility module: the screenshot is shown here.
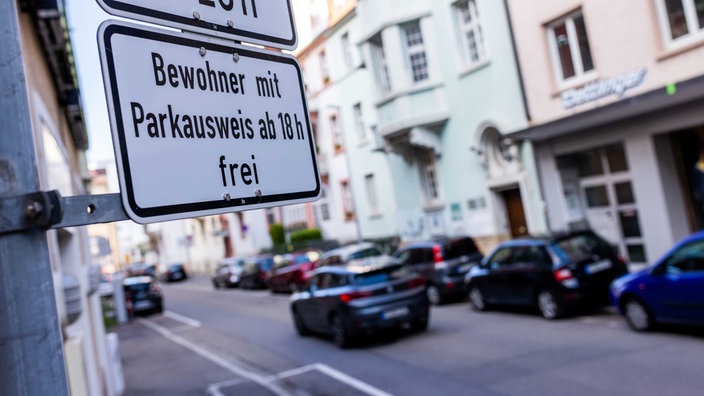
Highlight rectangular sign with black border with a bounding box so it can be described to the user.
[98,20,319,224]
[96,0,297,50]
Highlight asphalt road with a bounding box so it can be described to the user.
[116,276,704,396]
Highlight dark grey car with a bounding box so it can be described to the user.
[290,256,430,348]
[393,237,483,305]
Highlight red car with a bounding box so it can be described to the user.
[268,250,321,293]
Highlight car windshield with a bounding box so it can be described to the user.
[443,238,479,259]
[552,233,613,262]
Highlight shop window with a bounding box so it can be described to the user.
[627,244,647,263]
[614,182,635,204]
[547,10,594,84]
[606,144,629,172]
[585,185,609,207]
[575,149,604,177]
[619,210,642,237]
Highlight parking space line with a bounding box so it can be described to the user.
[163,310,202,328]
[138,319,291,396]
[140,318,394,396]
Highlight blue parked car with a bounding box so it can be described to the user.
[611,231,704,331]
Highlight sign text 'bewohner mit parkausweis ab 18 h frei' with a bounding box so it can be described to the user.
[98,20,320,223]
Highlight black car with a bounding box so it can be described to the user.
[393,236,483,305]
[239,255,275,289]
[290,256,430,348]
[123,276,163,316]
[465,230,629,319]
[159,263,188,282]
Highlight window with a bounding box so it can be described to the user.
[329,113,343,152]
[403,21,430,83]
[370,33,392,93]
[664,239,704,273]
[658,0,704,43]
[341,180,354,219]
[353,103,366,142]
[319,50,330,85]
[365,174,379,214]
[421,150,441,204]
[341,32,354,70]
[455,0,486,66]
[547,11,594,83]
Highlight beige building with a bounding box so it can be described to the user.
[507,0,704,266]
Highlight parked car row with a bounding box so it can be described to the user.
[209,229,704,348]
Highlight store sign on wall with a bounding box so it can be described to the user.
[561,68,648,109]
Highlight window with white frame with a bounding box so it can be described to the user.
[319,49,330,84]
[658,0,704,44]
[547,10,594,84]
[341,32,354,71]
[403,20,430,83]
[455,0,487,66]
[370,33,392,93]
[365,174,379,214]
[341,180,354,218]
[420,149,441,205]
[353,103,366,142]
[329,112,344,151]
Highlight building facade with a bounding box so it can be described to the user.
[295,0,547,251]
[507,0,704,266]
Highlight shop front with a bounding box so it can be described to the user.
[512,75,704,267]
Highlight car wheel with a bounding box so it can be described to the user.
[623,297,653,332]
[212,279,221,289]
[292,309,311,336]
[330,314,352,349]
[537,290,564,319]
[426,285,443,306]
[468,287,487,312]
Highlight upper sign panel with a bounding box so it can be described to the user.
[96,0,297,50]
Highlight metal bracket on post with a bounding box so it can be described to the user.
[0,191,130,234]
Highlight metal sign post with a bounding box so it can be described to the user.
[98,20,320,224]
[0,2,69,395]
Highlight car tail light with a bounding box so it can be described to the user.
[433,245,446,269]
[553,268,573,282]
[406,277,425,289]
[340,290,373,303]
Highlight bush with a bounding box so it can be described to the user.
[269,223,285,245]
[290,228,322,243]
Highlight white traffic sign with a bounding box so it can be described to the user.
[98,20,319,223]
[96,0,298,50]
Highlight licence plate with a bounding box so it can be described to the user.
[382,307,409,320]
[586,259,611,274]
[134,300,152,310]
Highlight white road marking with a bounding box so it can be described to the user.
[141,317,394,396]
[138,319,291,396]
[163,310,202,328]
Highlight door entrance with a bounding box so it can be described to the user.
[557,143,646,264]
[501,188,528,237]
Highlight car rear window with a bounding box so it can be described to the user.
[349,247,382,260]
[552,232,614,262]
[353,266,407,286]
[443,238,479,259]
[125,283,151,292]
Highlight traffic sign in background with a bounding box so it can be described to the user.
[96,0,298,50]
[98,20,319,223]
